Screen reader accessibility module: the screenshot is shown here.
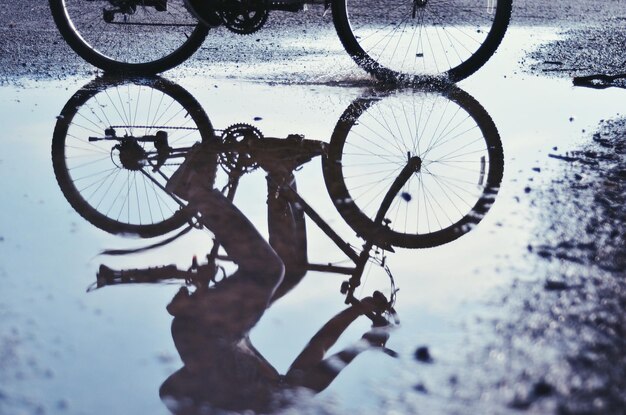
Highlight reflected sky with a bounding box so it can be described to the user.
[46,76,502,413]
[0,44,625,413]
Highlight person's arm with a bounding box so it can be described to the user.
[285,297,389,392]
[266,174,309,303]
[288,305,363,373]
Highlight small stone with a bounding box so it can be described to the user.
[537,250,551,259]
[533,380,554,397]
[544,280,569,291]
[56,399,70,410]
[413,383,428,393]
[414,346,433,363]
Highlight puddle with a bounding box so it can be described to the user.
[0,26,625,415]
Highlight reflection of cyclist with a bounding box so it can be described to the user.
[161,144,390,414]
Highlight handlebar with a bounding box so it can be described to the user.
[345,290,399,327]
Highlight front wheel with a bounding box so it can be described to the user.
[332,0,512,83]
[323,85,504,249]
[49,0,209,74]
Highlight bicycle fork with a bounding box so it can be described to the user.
[280,154,421,304]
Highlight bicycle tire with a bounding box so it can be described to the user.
[323,85,504,248]
[49,0,209,74]
[332,0,512,83]
[52,76,216,237]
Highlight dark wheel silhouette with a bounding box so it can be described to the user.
[332,0,512,83]
[52,76,215,237]
[49,0,209,74]
[323,85,504,248]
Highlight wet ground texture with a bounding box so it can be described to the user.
[503,6,626,413]
[468,118,626,414]
[1,1,626,415]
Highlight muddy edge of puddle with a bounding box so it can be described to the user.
[476,16,626,413]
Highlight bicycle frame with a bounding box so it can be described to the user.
[90,131,404,318]
[54,78,503,324]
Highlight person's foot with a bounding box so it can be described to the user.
[185,0,223,27]
[166,286,194,316]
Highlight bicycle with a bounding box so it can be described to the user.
[48,0,512,83]
[51,75,504,305]
[51,75,504,247]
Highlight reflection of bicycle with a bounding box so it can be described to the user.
[49,0,511,82]
[52,76,504,250]
[51,76,503,307]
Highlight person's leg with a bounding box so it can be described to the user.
[166,186,285,332]
[166,145,285,303]
[265,173,308,303]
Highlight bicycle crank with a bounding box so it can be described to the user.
[219,0,270,34]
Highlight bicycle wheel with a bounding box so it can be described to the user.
[52,76,216,237]
[332,0,512,83]
[49,0,209,74]
[323,85,504,248]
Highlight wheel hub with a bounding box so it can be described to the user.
[115,139,148,171]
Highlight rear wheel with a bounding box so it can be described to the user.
[52,76,215,237]
[49,0,209,74]
[332,0,512,83]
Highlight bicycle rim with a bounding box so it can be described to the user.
[333,0,512,83]
[52,76,215,237]
[50,0,209,73]
[323,85,504,248]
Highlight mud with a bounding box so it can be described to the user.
[478,7,626,406]
[475,9,626,413]
[506,10,626,413]
[528,25,626,81]
[471,118,626,414]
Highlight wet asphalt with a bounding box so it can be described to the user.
[1,0,625,82]
[1,1,626,414]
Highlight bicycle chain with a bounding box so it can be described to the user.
[109,125,199,131]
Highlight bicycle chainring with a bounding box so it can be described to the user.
[219,123,264,174]
[219,0,269,35]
